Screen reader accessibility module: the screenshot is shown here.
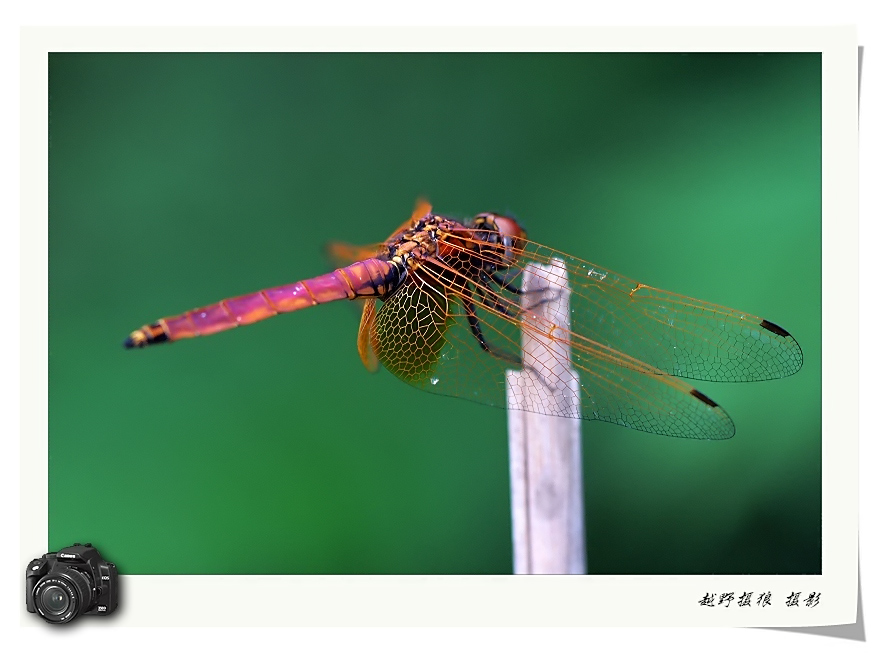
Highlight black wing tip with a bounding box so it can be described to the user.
[760,318,804,376]
[123,336,136,349]
[760,319,792,338]
[690,388,719,408]
[688,389,736,439]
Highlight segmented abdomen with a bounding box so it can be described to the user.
[124,258,398,348]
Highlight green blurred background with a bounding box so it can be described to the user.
[48,52,820,574]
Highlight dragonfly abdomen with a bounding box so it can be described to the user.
[124,258,401,348]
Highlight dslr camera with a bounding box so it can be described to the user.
[26,543,118,624]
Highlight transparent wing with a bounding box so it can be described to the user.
[371,263,737,440]
[357,298,379,372]
[325,241,386,269]
[325,199,432,268]
[438,231,803,383]
[370,272,451,385]
[516,240,805,383]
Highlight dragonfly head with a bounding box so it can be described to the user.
[472,213,527,266]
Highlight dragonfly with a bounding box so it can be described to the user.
[125,200,802,439]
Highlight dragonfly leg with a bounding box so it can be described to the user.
[468,285,559,390]
[468,282,566,389]
[461,289,521,366]
[474,281,516,318]
[487,270,559,312]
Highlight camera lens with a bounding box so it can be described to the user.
[33,568,93,624]
[39,586,70,615]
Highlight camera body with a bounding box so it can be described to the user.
[26,543,118,624]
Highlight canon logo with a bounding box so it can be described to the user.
[58,553,76,558]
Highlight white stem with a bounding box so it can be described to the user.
[506,259,585,574]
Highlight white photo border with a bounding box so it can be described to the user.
[21,25,858,628]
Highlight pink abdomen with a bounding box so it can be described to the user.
[124,257,397,348]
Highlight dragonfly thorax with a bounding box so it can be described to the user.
[387,214,447,265]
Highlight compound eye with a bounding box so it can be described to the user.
[491,215,526,243]
[482,214,525,265]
